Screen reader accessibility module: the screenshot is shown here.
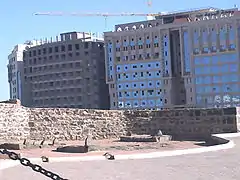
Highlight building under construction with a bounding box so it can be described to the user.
[22,31,110,109]
[104,7,240,110]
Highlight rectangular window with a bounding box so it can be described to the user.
[183,31,190,73]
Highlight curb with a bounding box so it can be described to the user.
[1,132,239,170]
[214,132,240,138]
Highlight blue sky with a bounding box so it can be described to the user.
[0,0,238,101]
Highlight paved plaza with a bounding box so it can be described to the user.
[1,137,240,180]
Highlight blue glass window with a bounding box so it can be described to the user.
[223,84,232,92]
[203,76,211,84]
[196,95,202,104]
[229,74,238,82]
[156,80,161,87]
[118,84,123,90]
[205,86,212,93]
[196,87,203,93]
[220,27,225,40]
[148,100,155,107]
[138,39,143,45]
[117,65,121,72]
[118,92,122,98]
[118,102,124,108]
[195,77,203,84]
[141,100,147,107]
[231,84,239,92]
[202,28,208,43]
[193,30,199,45]
[156,99,163,107]
[213,86,221,93]
[183,31,190,72]
[123,40,128,47]
[125,101,131,108]
[213,76,221,83]
[229,64,238,72]
[133,100,139,107]
[211,28,217,42]
[155,62,160,68]
[229,26,234,41]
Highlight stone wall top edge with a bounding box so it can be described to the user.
[28,107,124,113]
[0,103,26,108]
[2,103,238,113]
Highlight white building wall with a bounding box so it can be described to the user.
[7,42,39,100]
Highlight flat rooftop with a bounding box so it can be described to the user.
[109,7,239,32]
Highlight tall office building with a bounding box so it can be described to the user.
[22,31,110,109]
[7,41,40,100]
[104,7,240,110]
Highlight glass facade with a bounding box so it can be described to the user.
[194,53,240,107]
[106,42,114,81]
[163,35,170,75]
[106,15,240,110]
[219,26,227,51]
[183,31,191,72]
[116,61,164,109]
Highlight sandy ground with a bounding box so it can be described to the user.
[0,138,202,159]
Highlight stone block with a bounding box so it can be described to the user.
[56,145,88,153]
[120,135,158,142]
[28,122,34,127]
[223,107,236,115]
[206,108,222,116]
[0,143,22,150]
[195,110,201,116]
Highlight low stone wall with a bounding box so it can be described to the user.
[0,104,30,141]
[125,108,238,140]
[0,103,238,141]
[28,108,127,140]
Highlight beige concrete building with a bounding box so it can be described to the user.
[104,7,240,110]
[22,32,110,109]
[7,41,41,101]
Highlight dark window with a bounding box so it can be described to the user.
[84,42,89,49]
[55,46,59,52]
[61,45,65,52]
[75,44,79,50]
[68,44,72,51]
[48,47,53,53]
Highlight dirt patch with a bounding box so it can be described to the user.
[0,138,204,159]
[86,138,198,151]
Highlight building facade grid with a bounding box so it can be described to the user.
[104,8,240,110]
[22,32,109,109]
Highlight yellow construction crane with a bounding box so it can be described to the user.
[33,0,159,28]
